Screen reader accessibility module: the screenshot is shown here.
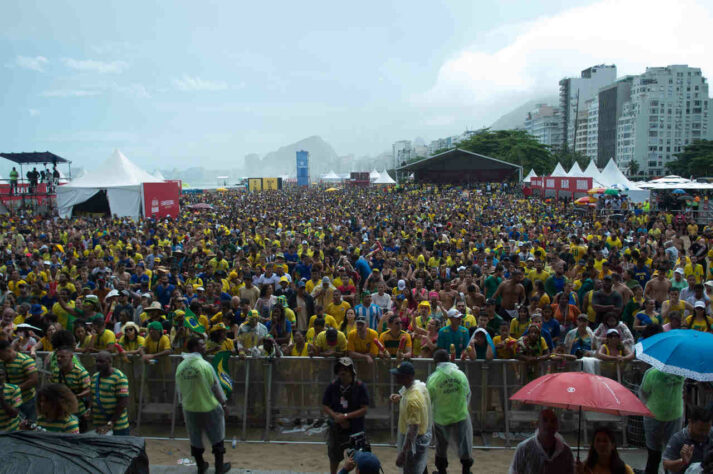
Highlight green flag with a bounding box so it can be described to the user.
[211,350,233,398]
[183,307,205,334]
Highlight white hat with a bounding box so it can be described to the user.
[397,280,406,291]
[695,300,706,309]
[447,308,462,319]
[104,289,119,300]
[527,256,535,261]
[705,281,713,288]
[674,267,685,275]
[606,328,620,337]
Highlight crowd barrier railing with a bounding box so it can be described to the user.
[34,353,664,446]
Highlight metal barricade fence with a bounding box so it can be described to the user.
[33,353,655,445]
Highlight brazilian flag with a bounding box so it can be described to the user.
[183,307,206,334]
[211,350,233,398]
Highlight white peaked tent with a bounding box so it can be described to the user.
[321,170,341,181]
[599,159,639,190]
[152,169,166,180]
[523,169,537,183]
[374,170,396,185]
[566,162,586,178]
[549,163,568,177]
[583,161,606,187]
[369,168,381,181]
[57,150,163,219]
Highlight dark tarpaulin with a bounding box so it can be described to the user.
[0,151,70,165]
[0,431,149,474]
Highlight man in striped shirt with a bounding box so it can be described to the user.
[0,368,22,432]
[0,339,38,422]
[51,345,91,432]
[90,351,130,435]
[354,293,382,330]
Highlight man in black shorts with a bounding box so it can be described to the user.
[322,357,369,474]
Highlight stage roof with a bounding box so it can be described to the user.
[0,151,70,165]
[396,148,521,172]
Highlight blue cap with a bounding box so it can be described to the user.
[30,304,43,315]
[353,451,381,474]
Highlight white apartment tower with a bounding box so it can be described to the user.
[392,140,413,168]
[524,104,563,148]
[616,65,713,176]
[559,65,617,151]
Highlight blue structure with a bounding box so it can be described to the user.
[296,150,309,187]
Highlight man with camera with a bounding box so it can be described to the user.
[322,357,370,474]
[338,449,382,474]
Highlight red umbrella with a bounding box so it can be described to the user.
[510,372,651,458]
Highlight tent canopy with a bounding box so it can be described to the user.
[0,151,70,165]
[598,159,641,190]
[523,169,537,183]
[374,170,396,184]
[369,169,381,180]
[57,150,162,218]
[566,162,586,178]
[321,170,341,180]
[549,163,568,177]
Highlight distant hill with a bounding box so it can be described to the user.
[256,135,339,176]
[490,96,559,130]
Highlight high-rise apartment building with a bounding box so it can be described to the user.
[524,104,563,148]
[392,140,413,167]
[615,65,713,176]
[559,65,617,150]
[597,77,634,166]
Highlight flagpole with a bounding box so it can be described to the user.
[577,406,582,462]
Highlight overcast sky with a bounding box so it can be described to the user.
[1,0,712,173]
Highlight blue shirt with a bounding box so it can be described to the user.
[156,283,175,307]
[436,325,470,358]
[354,303,382,330]
[355,257,372,282]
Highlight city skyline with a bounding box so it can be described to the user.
[1,0,712,174]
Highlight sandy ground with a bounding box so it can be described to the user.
[146,439,517,473]
[146,439,650,473]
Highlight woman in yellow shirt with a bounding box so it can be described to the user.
[685,302,713,332]
[510,306,532,339]
[287,330,309,356]
[118,322,145,354]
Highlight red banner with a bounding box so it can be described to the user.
[529,177,592,192]
[143,182,180,218]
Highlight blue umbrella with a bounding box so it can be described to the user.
[672,189,686,194]
[635,329,713,381]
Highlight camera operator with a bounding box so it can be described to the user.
[322,357,370,474]
[338,449,382,474]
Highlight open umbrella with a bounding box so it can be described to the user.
[587,187,605,194]
[604,189,619,196]
[574,196,596,205]
[510,372,651,458]
[635,329,713,381]
[672,189,686,194]
[216,187,228,192]
[186,203,214,210]
[325,187,339,192]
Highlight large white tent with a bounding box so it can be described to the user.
[638,175,713,190]
[57,150,163,219]
[373,170,396,185]
[583,161,607,187]
[369,168,381,181]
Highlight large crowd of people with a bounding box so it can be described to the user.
[1,183,713,472]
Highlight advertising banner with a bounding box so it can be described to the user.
[143,182,180,218]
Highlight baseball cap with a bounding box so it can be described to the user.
[606,328,620,337]
[352,451,381,474]
[397,280,406,291]
[390,361,415,377]
[355,315,367,324]
[297,281,306,288]
[334,357,356,375]
[446,308,462,319]
[695,300,706,309]
[675,267,685,275]
[322,276,330,284]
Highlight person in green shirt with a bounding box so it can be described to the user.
[0,368,22,432]
[426,349,473,474]
[640,366,685,474]
[9,167,18,195]
[175,337,230,474]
